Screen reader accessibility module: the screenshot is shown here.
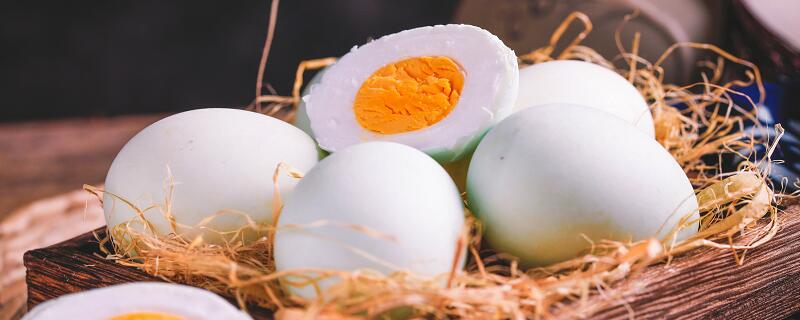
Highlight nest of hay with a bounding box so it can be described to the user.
[86,9,795,320]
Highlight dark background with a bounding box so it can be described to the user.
[0,0,459,122]
[1,1,796,123]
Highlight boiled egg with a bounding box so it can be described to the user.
[274,142,465,298]
[515,60,654,137]
[302,25,519,164]
[22,282,251,320]
[103,108,319,244]
[294,67,325,137]
[467,104,697,267]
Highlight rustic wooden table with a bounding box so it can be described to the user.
[0,114,163,320]
[0,115,164,221]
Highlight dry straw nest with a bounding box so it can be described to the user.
[86,8,795,320]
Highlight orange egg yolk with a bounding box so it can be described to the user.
[110,312,183,320]
[353,56,464,134]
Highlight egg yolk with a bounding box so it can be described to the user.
[110,312,183,320]
[353,56,464,134]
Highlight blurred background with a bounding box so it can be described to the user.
[0,0,461,121]
[0,0,799,319]
[0,0,796,122]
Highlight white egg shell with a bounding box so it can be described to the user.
[305,24,519,163]
[467,104,698,267]
[275,142,465,298]
[515,60,655,137]
[103,108,319,243]
[22,282,251,320]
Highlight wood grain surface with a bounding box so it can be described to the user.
[0,114,164,221]
[23,229,274,319]
[0,114,163,320]
[556,205,800,320]
[23,207,800,319]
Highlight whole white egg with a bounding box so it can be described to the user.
[467,104,697,267]
[22,282,251,320]
[274,141,465,298]
[103,108,319,244]
[515,60,655,137]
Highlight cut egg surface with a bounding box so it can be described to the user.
[515,60,655,137]
[467,104,698,267]
[304,24,519,163]
[274,142,466,299]
[103,108,319,244]
[21,282,252,320]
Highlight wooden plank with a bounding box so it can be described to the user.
[23,229,274,319]
[23,232,151,307]
[558,205,800,320]
[0,114,164,320]
[24,207,800,319]
[0,114,164,221]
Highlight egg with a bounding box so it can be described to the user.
[274,142,465,298]
[22,282,251,320]
[515,60,655,137]
[467,104,698,267]
[103,108,319,244]
[294,67,326,137]
[303,24,519,164]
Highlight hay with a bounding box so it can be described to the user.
[86,8,791,320]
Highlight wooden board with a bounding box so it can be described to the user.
[22,229,274,319]
[23,206,800,319]
[0,114,165,221]
[0,114,164,320]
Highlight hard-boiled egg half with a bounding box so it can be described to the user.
[468,104,698,267]
[275,142,465,299]
[22,282,251,320]
[103,108,319,244]
[515,60,655,137]
[301,24,519,163]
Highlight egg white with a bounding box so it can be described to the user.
[22,282,251,320]
[304,24,518,163]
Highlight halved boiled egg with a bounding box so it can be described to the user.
[22,282,251,320]
[302,24,519,163]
